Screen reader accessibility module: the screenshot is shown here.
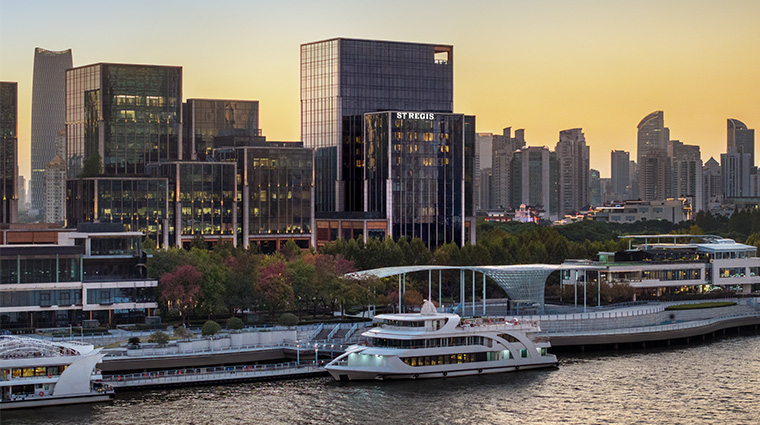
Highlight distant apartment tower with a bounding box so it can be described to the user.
[1,82,18,224]
[555,128,589,217]
[479,168,492,210]
[721,146,752,198]
[475,132,494,211]
[703,157,722,211]
[610,150,630,200]
[589,169,602,207]
[491,128,525,210]
[727,118,755,167]
[17,175,26,211]
[300,38,453,214]
[43,155,66,223]
[511,146,557,221]
[31,48,72,211]
[669,140,703,212]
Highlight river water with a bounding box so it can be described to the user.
[4,335,759,424]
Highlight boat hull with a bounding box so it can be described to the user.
[326,358,558,381]
[0,392,114,410]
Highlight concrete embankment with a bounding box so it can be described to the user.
[538,300,760,351]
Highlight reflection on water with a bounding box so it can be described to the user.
[4,335,759,425]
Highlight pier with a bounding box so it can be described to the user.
[102,362,327,390]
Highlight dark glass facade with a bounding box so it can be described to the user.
[66,63,182,177]
[66,178,169,244]
[1,82,18,224]
[238,145,313,251]
[364,112,474,247]
[1,231,157,329]
[183,99,261,160]
[158,162,237,246]
[301,38,453,213]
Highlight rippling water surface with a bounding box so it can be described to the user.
[5,335,760,424]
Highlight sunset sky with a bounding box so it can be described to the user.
[1,0,758,180]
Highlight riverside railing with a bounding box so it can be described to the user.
[541,312,760,336]
[103,361,324,385]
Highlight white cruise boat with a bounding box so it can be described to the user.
[325,301,558,381]
[0,335,114,410]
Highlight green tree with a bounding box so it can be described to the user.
[148,331,170,346]
[201,320,222,336]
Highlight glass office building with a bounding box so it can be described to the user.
[237,144,313,252]
[158,161,238,247]
[66,63,182,177]
[301,38,453,213]
[66,177,169,245]
[364,112,475,248]
[0,226,157,329]
[183,99,261,160]
[1,82,18,224]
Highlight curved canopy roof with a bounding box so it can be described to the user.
[346,264,604,309]
[0,335,94,359]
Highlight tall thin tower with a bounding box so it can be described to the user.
[30,47,72,211]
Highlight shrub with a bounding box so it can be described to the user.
[201,320,222,336]
[665,302,736,311]
[148,331,170,346]
[278,313,299,327]
[226,317,244,330]
[173,326,193,340]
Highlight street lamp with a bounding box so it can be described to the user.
[314,343,319,366]
[296,343,300,366]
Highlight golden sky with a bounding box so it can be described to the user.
[1,0,759,180]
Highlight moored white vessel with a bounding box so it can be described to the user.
[0,335,114,410]
[325,301,558,381]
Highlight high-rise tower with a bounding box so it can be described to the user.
[1,82,18,224]
[637,111,670,201]
[727,118,755,167]
[301,38,453,214]
[556,128,589,217]
[30,48,72,211]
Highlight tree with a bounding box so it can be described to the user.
[226,317,244,330]
[258,260,294,320]
[148,331,170,346]
[189,248,229,318]
[190,233,208,250]
[223,251,259,315]
[201,320,222,336]
[159,264,202,326]
[288,257,318,318]
[127,336,141,348]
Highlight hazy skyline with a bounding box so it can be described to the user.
[1,0,758,181]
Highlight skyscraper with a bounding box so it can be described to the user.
[66,63,181,244]
[727,118,755,167]
[637,111,670,201]
[703,157,722,211]
[491,128,525,210]
[556,128,589,217]
[669,140,703,212]
[300,38,453,214]
[1,82,18,224]
[721,146,751,198]
[43,155,66,223]
[637,110,669,163]
[610,150,630,200]
[31,48,72,211]
[511,146,558,220]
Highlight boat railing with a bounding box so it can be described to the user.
[103,361,321,384]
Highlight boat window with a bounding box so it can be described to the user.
[520,349,529,358]
[499,333,520,343]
